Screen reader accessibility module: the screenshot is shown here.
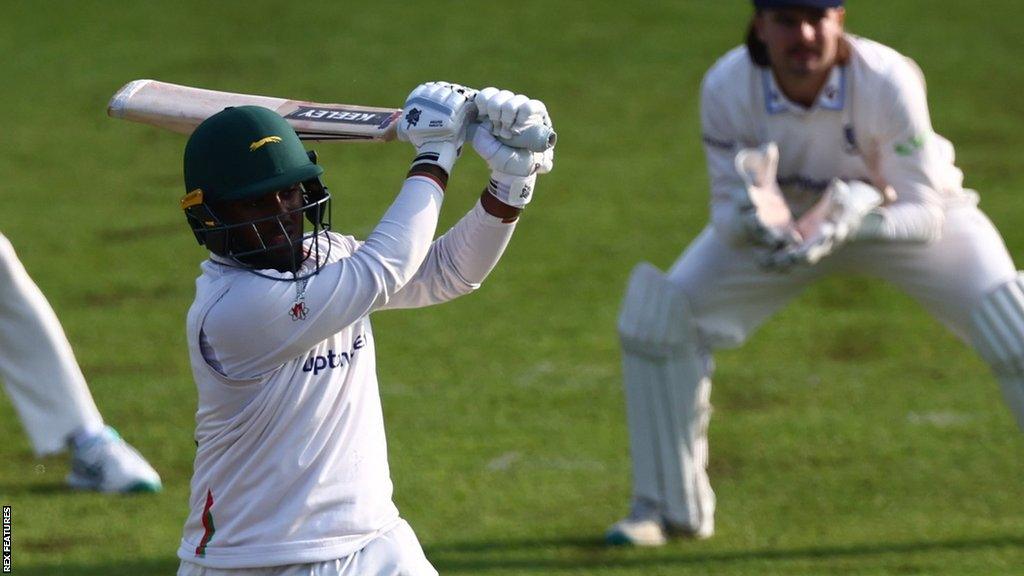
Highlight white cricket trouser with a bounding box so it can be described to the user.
[656,202,1019,528]
[0,234,103,455]
[670,203,1016,352]
[176,520,437,576]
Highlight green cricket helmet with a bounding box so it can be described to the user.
[181,105,332,279]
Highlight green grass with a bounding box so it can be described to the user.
[2,1,1023,574]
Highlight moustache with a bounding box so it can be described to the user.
[788,45,822,56]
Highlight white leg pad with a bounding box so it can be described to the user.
[618,263,715,536]
[971,273,1024,431]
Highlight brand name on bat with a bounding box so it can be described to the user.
[286,106,391,125]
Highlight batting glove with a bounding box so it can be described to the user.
[397,81,477,174]
[475,87,552,142]
[473,119,554,208]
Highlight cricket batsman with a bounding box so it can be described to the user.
[0,234,162,493]
[172,83,554,574]
[608,0,1024,546]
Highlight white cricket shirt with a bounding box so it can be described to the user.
[177,176,516,568]
[701,35,974,245]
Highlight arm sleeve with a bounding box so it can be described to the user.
[203,175,444,378]
[855,204,943,243]
[378,199,517,310]
[701,76,751,247]
[863,58,947,243]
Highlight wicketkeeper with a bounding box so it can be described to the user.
[608,0,1024,546]
[171,83,554,574]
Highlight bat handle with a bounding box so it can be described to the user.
[467,122,556,153]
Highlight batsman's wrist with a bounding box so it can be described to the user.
[407,162,449,189]
[480,188,522,222]
[412,141,461,175]
[487,171,536,208]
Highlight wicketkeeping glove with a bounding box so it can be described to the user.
[763,179,886,271]
[733,143,800,249]
[396,81,477,174]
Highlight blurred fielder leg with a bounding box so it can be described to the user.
[0,233,161,493]
[972,275,1024,430]
[608,262,714,546]
[833,204,1024,430]
[609,227,826,545]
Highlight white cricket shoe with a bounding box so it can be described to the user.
[605,498,667,546]
[606,498,714,546]
[667,519,714,540]
[67,426,162,493]
[606,517,668,547]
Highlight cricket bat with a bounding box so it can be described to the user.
[107,79,556,152]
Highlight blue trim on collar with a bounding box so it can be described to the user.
[762,70,787,115]
[762,66,847,114]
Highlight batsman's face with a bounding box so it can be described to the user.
[756,7,845,78]
[216,183,307,272]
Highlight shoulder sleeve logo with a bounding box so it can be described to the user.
[249,136,283,151]
[894,133,926,157]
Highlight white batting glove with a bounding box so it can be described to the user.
[473,119,554,207]
[475,87,552,142]
[733,143,799,249]
[763,179,886,271]
[396,81,477,174]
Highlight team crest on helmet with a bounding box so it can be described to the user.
[249,136,283,151]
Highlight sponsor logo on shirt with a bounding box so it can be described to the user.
[302,334,367,375]
[702,133,734,150]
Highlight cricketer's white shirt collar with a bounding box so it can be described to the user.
[762,65,846,115]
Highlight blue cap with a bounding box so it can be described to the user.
[754,0,843,8]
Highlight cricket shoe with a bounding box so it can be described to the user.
[67,426,162,493]
[605,498,714,546]
[666,518,714,541]
[605,498,667,546]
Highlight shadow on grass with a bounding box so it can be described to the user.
[425,533,1024,572]
[14,558,180,576]
[16,534,1023,574]
[0,481,162,497]
[0,481,69,496]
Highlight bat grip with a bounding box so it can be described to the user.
[467,122,556,153]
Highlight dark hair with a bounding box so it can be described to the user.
[745,10,851,68]
[746,17,772,67]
